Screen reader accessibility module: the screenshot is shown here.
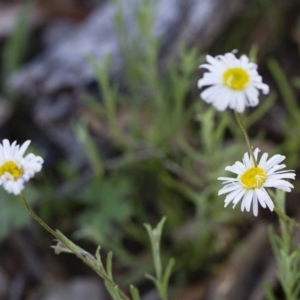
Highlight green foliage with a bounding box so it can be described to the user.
[75,177,133,242]
[144,217,175,300]
[50,215,171,300]
[52,230,131,300]
[0,1,40,240]
[267,191,300,300]
[75,121,105,177]
[2,0,35,79]
[76,0,279,288]
[1,0,300,299]
[267,58,300,168]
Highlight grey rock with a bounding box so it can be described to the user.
[9,0,248,97]
[8,0,182,97]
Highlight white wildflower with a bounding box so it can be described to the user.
[198,53,269,113]
[0,139,43,195]
[218,148,295,216]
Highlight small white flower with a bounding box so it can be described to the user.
[0,139,43,195]
[218,148,295,216]
[198,53,269,113]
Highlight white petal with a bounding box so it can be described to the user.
[253,148,260,160]
[244,85,259,106]
[225,165,242,174]
[267,164,287,174]
[265,155,285,170]
[252,193,258,216]
[267,173,295,180]
[258,153,268,169]
[243,190,254,212]
[212,87,232,111]
[232,189,247,208]
[234,92,246,113]
[263,179,294,189]
[218,176,238,182]
[253,81,269,94]
[224,188,246,207]
[200,86,219,103]
[254,190,266,208]
[243,151,252,168]
[2,140,11,160]
[18,140,31,158]
[256,188,274,211]
[276,185,292,192]
[218,183,241,195]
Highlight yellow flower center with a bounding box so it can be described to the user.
[240,166,267,189]
[223,68,250,90]
[0,161,23,180]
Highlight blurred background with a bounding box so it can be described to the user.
[0,0,300,299]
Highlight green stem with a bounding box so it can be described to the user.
[20,193,59,237]
[274,207,300,228]
[20,194,131,300]
[234,111,257,166]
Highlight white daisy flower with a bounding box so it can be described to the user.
[0,139,43,195]
[218,148,295,216]
[198,53,269,113]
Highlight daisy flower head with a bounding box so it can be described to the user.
[218,148,295,216]
[198,52,269,113]
[0,139,43,195]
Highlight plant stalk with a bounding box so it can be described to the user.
[20,193,130,300]
[234,111,257,166]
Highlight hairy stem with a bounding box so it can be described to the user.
[20,193,131,300]
[234,111,257,166]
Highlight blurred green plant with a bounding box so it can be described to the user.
[48,211,171,300]
[0,0,39,239]
[267,58,300,169]
[75,177,133,243]
[20,185,173,300]
[144,217,175,300]
[266,190,300,300]
[0,0,299,299]
[2,0,35,80]
[75,0,278,289]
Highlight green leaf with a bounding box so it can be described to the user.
[106,252,114,280]
[2,0,35,78]
[263,281,276,300]
[76,178,133,240]
[162,258,175,291]
[104,281,122,300]
[75,121,104,177]
[95,246,104,271]
[268,58,300,119]
[130,285,141,300]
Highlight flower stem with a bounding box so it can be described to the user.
[234,111,257,166]
[274,206,300,228]
[19,194,131,300]
[20,193,58,237]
